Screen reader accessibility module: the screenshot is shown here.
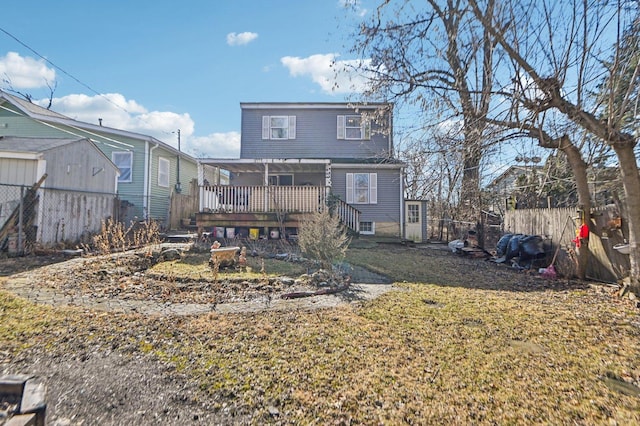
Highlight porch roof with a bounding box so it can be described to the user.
[198,158,330,173]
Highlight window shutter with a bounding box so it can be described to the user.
[288,116,296,139]
[369,173,377,204]
[337,115,345,139]
[262,116,270,139]
[362,119,371,140]
[346,173,354,203]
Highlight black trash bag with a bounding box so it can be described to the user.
[496,233,513,257]
[505,234,525,261]
[519,235,545,262]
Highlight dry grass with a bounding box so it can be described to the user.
[1,245,639,424]
[148,251,308,280]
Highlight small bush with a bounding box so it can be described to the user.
[297,209,351,270]
[92,218,160,255]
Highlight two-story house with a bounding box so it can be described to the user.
[196,102,405,239]
[0,90,199,226]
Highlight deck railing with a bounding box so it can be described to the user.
[199,185,360,232]
[331,198,360,233]
[200,185,325,213]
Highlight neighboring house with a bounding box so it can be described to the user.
[0,90,199,226]
[485,165,544,213]
[197,102,405,239]
[0,136,119,249]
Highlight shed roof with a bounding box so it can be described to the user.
[0,135,84,153]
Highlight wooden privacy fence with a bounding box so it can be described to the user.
[504,206,630,283]
[168,179,199,230]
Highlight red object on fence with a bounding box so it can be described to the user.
[579,224,589,239]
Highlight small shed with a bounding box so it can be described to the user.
[404,199,428,243]
[0,136,119,249]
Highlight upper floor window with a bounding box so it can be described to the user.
[346,173,377,204]
[158,157,170,188]
[112,151,132,183]
[262,116,296,140]
[337,115,371,140]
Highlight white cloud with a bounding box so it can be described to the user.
[33,92,193,147]
[30,92,238,158]
[226,32,258,46]
[0,51,56,89]
[187,132,241,159]
[281,53,372,94]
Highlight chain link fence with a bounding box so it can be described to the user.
[0,182,118,254]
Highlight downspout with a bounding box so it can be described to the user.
[400,165,405,240]
[388,108,394,156]
[144,141,159,220]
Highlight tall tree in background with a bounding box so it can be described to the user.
[468,0,640,290]
[349,0,498,229]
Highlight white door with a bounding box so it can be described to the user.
[405,202,422,242]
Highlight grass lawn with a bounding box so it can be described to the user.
[1,244,639,424]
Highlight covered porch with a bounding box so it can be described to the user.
[197,159,360,235]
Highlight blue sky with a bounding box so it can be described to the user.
[1,1,370,158]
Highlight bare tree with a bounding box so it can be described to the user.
[399,132,462,201]
[1,75,57,109]
[348,0,499,226]
[468,0,640,290]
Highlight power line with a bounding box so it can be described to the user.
[0,25,174,137]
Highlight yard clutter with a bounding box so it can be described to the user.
[209,241,240,268]
[0,374,47,426]
[493,233,547,269]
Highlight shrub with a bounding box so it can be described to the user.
[297,209,351,270]
[92,218,160,255]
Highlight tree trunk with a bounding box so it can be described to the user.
[458,123,483,227]
[612,142,640,293]
[557,136,592,280]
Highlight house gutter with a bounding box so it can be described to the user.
[144,141,159,220]
[400,165,405,240]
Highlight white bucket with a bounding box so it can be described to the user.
[7,234,18,254]
[215,227,225,238]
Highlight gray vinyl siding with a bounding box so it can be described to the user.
[331,167,402,224]
[240,106,391,160]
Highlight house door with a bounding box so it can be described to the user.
[405,201,423,242]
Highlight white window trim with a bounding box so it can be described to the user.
[262,115,296,140]
[112,151,133,183]
[346,172,377,204]
[158,157,170,188]
[337,115,371,140]
[359,221,375,235]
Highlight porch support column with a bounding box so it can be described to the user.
[324,163,332,209]
[263,163,269,212]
